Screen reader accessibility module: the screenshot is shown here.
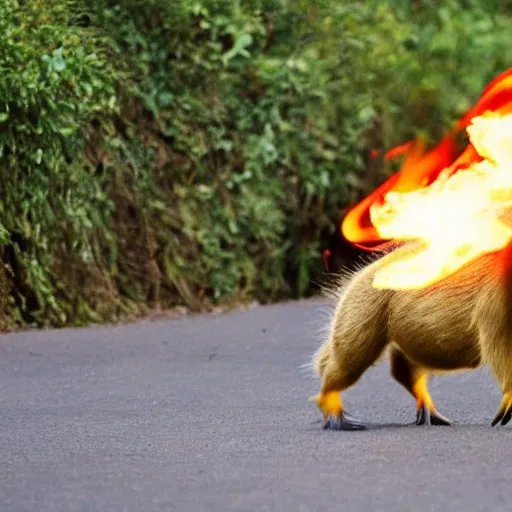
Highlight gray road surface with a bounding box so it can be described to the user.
[1,298,511,512]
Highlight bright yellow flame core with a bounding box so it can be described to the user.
[370,113,512,290]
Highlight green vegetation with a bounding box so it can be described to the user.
[0,0,511,328]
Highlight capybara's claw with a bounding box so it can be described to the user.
[416,405,452,426]
[491,409,504,426]
[429,411,452,426]
[416,405,427,425]
[501,408,512,426]
[323,413,366,431]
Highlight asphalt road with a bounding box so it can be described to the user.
[1,298,512,512]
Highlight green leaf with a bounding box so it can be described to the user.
[157,91,174,108]
[35,149,43,165]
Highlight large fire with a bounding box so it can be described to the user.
[341,68,512,290]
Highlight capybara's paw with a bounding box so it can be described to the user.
[323,412,366,431]
[415,404,452,426]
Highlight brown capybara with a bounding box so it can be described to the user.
[311,241,512,429]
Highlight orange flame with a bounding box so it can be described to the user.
[341,68,512,290]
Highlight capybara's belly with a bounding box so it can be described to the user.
[387,282,483,370]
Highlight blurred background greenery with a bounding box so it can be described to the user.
[0,0,510,328]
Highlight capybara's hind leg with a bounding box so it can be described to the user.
[312,281,391,430]
[389,346,451,426]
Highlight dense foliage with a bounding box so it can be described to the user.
[0,0,511,327]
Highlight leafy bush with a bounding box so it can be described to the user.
[0,0,511,327]
[0,0,117,325]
